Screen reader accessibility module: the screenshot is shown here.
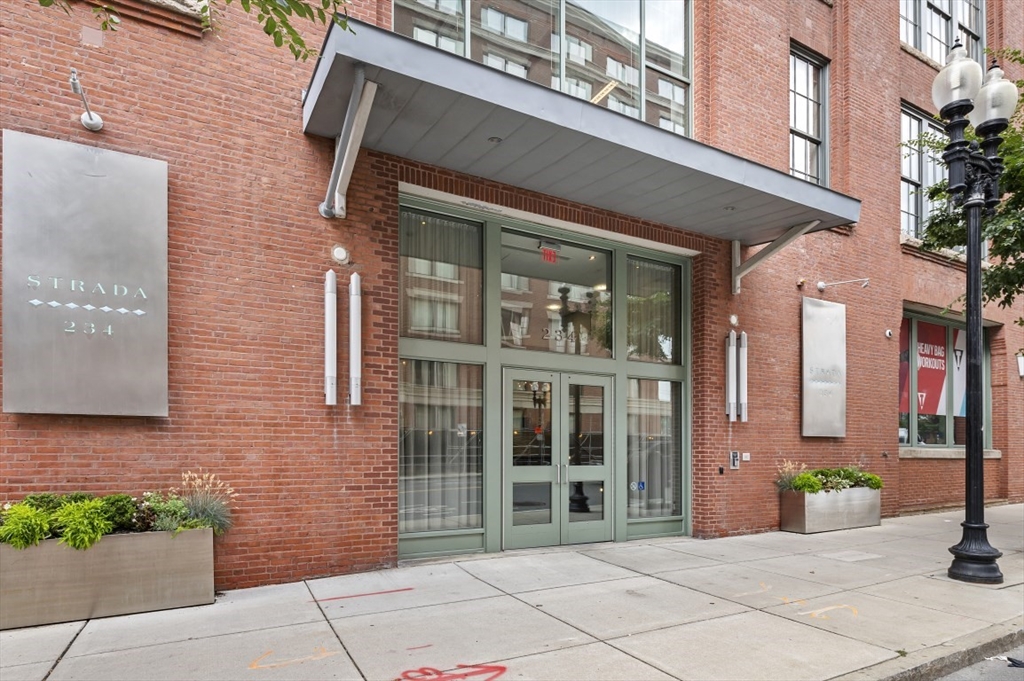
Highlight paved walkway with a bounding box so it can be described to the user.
[2,504,1021,681]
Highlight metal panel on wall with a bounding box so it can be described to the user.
[2,130,168,416]
[801,297,846,437]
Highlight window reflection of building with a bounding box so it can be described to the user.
[394,0,690,136]
[399,360,484,533]
[627,379,681,518]
[400,209,483,344]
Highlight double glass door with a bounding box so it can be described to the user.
[503,370,612,549]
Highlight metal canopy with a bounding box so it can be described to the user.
[303,19,861,247]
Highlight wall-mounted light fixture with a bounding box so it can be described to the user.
[1017,352,1024,378]
[817,278,869,292]
[331,244,349,264]
[69,68,103,132]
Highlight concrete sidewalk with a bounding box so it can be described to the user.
[2,504,1021,681]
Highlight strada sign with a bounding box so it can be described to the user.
[2,130,168,416]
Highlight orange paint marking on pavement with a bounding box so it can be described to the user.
[316,587,415,602]
[406,644,434,651]
[798,604,859,619]
[248,646,339,669]
[733,581,772,597]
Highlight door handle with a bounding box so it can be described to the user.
[556,463,561,485]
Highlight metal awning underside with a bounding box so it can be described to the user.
[303,19,860,247]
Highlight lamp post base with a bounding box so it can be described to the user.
[948,522,1003,584]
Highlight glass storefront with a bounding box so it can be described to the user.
[398,201,690,556]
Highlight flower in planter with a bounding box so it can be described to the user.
[0,471,239,550]
[775,460,883,494]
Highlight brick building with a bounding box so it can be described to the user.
[1,0,1021,590]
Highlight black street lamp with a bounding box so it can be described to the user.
[932,41,1019,584]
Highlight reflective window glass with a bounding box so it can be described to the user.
[500,230,611,357]
[399,360,484,533]
[627,379,681,518]
[627,257,680,364]
[400,209,483,344]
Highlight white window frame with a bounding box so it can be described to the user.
[789,46,828,187]
[900,0,985,64]
[900,105,946,239]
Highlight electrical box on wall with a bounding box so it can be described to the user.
[729,451,740,469]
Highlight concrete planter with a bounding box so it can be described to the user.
[779,488,881,534]
[0,528,214,630]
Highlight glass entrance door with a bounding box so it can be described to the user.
[503,369,613,549]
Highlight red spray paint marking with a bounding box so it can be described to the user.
[315,587,415,603]
[396,664,507,681]
[406,644,434,651]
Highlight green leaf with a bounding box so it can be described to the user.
[264,17,276,34]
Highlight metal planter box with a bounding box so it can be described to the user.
[0,528,214,630]
[779,488,881,534]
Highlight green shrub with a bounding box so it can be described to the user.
[21,493,64,515]
[142,492,189,532]
[51,499,113,550]
[182,491,233,535]
[100,494,137,533]
[0,504,52,549]
[776,463,883,494]
[61,492,96,506]
[791,472,823,494]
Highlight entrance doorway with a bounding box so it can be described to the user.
[503,369,613,549]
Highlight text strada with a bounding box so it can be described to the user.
[26,274,150,339]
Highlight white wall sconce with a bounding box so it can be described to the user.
[69,68,103,132]
[1017,352,1024,378]
[331,245,350,264]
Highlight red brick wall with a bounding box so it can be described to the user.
[898,459,1005,513]
[2,0,1022,591]
[0,0,403,589]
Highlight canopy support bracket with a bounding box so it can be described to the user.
[732,220,820,294]
[319,65,378,219]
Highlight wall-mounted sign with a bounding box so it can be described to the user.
[2,130,168,416]
[801,297,846,437]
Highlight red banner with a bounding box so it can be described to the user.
[916,321,947,416]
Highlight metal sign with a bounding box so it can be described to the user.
[2,130,168,416]
[801,297,846,437]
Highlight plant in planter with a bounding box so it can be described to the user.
[0,470,237,630]
[776,461,883,534]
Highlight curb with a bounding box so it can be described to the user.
[830,618,1024,681]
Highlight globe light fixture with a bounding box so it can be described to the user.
[932,41,1019,584]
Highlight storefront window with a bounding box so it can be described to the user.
[627,256,680,363]
[499,229,611,357]
[399,360,484,532]
[400,209,483,344]
[627,379,681,518]
[899,316,976,446]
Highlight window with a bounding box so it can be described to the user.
[557,34,593,65]
[481,7,528,41]
[900,0,984,64]
[900,106,946,239]
[627,379,682,518]
[400,209,483,343]
[499,230,612,356]
[789,48,827,185]
[555,76,592,100]
[607,94,640,118]
[413,26,463,55]
[399,360,484,533]
[606,58,640,87]
[484,53,528,78]
[396,1,691,137]
[899,316,989,447]
[627,257,680,364]
[417,0,461,13]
